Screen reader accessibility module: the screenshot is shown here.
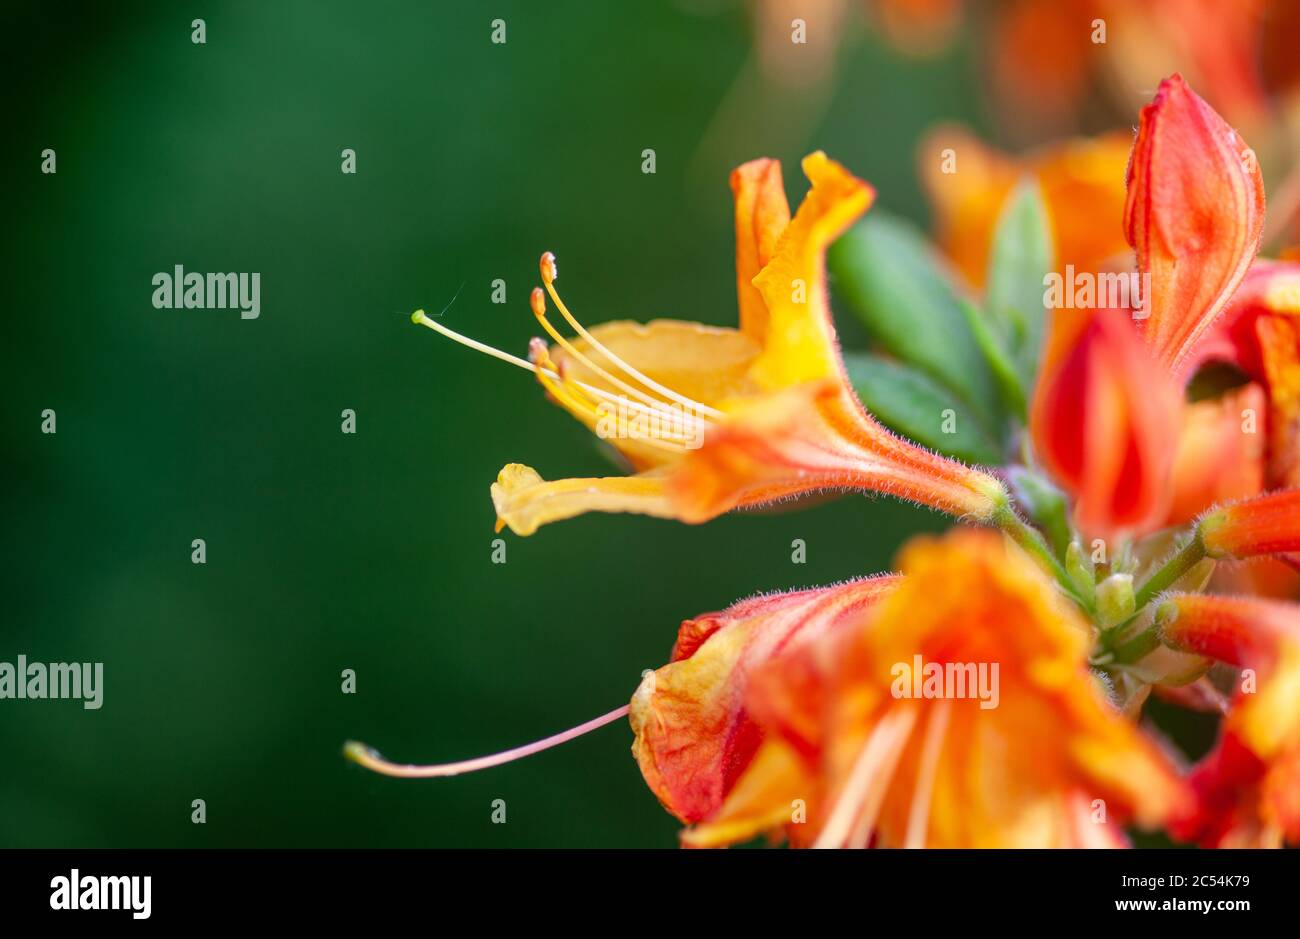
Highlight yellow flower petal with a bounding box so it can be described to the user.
[489,463,675,537]
[552,320,761,410]
[748,152,875,390]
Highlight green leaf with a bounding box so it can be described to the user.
[844,353,1003,465]
[985,180,1054,386]
[829,212,1003,433]
[958,299,1027,420]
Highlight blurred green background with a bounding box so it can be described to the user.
[1,1,997,847]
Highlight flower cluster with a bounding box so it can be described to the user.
[353,75,1300,848]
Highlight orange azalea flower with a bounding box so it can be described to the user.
[1166,0,1271,132]
[631,575,900,826]
[872,0,963,56]
[754,1,1293,142]
[981,0,1275,139]
[675,530,1188,848]
[1160,593,1300,846]
[1101,0,1300,144]
[919,126,1133,289]
[413,153,1006,536]
[984,0,1098,137]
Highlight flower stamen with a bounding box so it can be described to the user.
[903,700,951,849]
[538,252,725,420]
[411,308,699,448]
[529,287,709,447]
[528,339,692,454]
[814,704,918,848]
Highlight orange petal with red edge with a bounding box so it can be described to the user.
[494,377,1007,536]
[630,575,900,825]
[1125,74,1265,377]
[1030,308,1182,538]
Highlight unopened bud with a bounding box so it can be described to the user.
[1096,573,1136,628]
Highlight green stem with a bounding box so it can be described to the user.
[992,504,1092,613]
[1132,533,1206,610]
[1110,623,1161,664]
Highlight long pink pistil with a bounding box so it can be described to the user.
[344,705,630,778]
